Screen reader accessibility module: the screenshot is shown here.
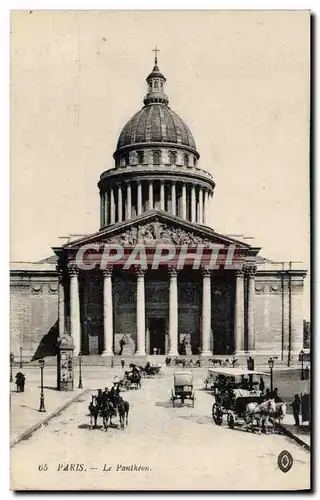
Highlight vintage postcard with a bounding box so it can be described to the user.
[10,10,311,491]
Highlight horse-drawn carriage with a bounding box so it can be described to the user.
[171,371,195,407]
[210,367,271,431]
[140,362,163,378]
[119,367,142,391]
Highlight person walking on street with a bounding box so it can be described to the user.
[304,365,310,380]
[290,394,301,427]
[259,376,265,395]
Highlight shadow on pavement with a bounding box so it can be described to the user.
[283,423,310,435]
[178,415,213,425]
[155,401,174,408]
[19,404,39,412]
[78,423,103,430]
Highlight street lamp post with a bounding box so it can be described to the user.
[38,358,46,412]
[300,350,305,380]
[10,353,14,383]
[268,357,274,393]
[78,352,83,389]
[19,347,23,368]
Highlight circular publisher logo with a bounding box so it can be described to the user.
[277,450,293,473]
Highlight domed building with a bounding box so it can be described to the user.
[10,55,307,366]
[98,56,215,227]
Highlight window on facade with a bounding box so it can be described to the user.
[153,151,161,165]
[184,154,189,166]
[154,80,159,90]
[169,151,176,165]
[193,157,197,167]
[138,151,144,164]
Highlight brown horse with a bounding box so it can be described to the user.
[115,395,129,429]
[88,396,100,429]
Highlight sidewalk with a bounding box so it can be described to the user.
[10,366,126,446]
[10,374,87,446]
[278,412,310,449]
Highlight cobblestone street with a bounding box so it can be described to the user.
[11,368,310,491]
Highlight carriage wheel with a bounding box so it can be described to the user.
[212,403,223,425]
[227,412,235,429]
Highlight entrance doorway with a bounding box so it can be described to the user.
[148,318,166,354]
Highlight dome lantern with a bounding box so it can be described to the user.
[144,47,169,106]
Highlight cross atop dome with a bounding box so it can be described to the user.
[152,46,160,65]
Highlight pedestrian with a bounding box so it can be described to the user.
[259,376,265,394]
[290,394,301,427]
[304,365,310,380]
[264,388,271,400]
[121,359,125,369]
[272,387,282,403]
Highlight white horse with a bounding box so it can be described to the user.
[269,402,287,432]
[245,399,276,434]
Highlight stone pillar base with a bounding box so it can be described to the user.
[200,351,212,357]
[101,350,114,357]
[168,350,179,357]
[135,350,146,356]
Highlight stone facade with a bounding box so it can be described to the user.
[10,267,58,360]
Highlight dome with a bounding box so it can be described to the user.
[116,104,197,151]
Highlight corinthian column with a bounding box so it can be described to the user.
[104,191,109,225]
[126,182,132,220]
[137,181,142,216]
[168,267,179,356]
[182,183,187,219]
[234,269,245,353]
[160,181,165,210]
[148,181,154,210]
[246,266,256,352]
[57,267,65,337]
[198,187,203,223]
[201,268,212,356]
[102,266,114,356]
[117,184,123,222]
[110,188,115,224]
[191,185,196,222]
[135,269,146,355]
[203,190,208,225]
[68,263,81,355]
[100,191,105,227]
[171,182,176,216]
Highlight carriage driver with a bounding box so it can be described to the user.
[96,389,104,408]
[107,378,120,415]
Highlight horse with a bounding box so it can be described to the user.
[88,396,100,429]
[100,401,116,432]
[129,370,141,389]
[245,399,276,434]
[115,395,130,429]
[270,402,287,431]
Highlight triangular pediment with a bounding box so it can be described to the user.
[55,211,259,256]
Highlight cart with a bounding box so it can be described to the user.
[209,367,269,429]
[171,371,195,407]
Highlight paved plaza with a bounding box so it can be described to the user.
[10,367,310,491]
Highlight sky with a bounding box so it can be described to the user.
[10,10,310,315]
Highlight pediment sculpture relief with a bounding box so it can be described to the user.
[105,222,212,246]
